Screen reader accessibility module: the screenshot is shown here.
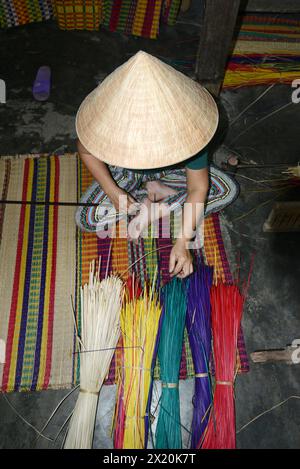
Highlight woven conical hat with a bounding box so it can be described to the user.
[76,51,219,170]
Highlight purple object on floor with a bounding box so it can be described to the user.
[32,66,51,101]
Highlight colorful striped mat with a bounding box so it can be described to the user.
[161,0,181,27]
[52,0,181,37]
[53,0,103,30]
[102,0,181,37]
[0,154,248,393]
[0,155,76,392]
[0,0,181,34]
[102,0,163,39]
[164,14,300,88]
[224,14,300,88]
[0,0,53,28]
[75,154,249,384]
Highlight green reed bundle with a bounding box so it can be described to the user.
[155,277,187,449]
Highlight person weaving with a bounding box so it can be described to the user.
[75,51,238,279]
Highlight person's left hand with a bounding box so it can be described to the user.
[169,239,193,279]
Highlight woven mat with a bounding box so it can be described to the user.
[0,155,76,392]
[0,0,53,28]
[102,0,163,39]
[52,0,181,37]
[223,14,300,88]
[162,13,300,87]
[53,0,103,31]
[75,154,249,384]
[103,0,181,38]
[0,154,248,393]
[1,0,181,36]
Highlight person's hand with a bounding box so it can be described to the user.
[110,188,139,215]
[169,239,193,279]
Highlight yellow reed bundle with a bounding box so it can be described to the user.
[114,277,162,449]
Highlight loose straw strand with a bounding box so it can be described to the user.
[237,395,300,434]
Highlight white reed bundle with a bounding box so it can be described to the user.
[64,261,123,449]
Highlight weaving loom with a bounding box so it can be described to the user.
[0,154,248,393]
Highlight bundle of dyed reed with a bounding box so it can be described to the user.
[155,277,187,449]
[202,283,244,449]
[186,263,214,449]
[114,275,163,449]
[64,261,123,449]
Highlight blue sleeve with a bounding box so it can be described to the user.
[185,149,208,170]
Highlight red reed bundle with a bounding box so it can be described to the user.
[202,283,244,449]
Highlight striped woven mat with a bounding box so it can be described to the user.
[163,14,300,88]
[52,0,181,37]
[224,14,300,88]
[102,0,164,39]
[0,154,248,393]
[0,0,53,28]
[53,0,103,31]
[101,0,180,38]
[1,0,181,36]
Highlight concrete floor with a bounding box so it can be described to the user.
[0,13,300,449]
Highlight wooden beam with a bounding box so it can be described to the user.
[263,202,300,233]
[195,0,241,96]
[251,345,300,365]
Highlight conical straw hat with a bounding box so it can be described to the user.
[76,51,219,170]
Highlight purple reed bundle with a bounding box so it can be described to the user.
[186,262,214,448]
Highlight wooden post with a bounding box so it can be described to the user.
[251,345,300,365]
[195,0,241,96]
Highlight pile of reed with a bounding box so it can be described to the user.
[64,261,123,449]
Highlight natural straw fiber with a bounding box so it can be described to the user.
[76,51,219,170]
